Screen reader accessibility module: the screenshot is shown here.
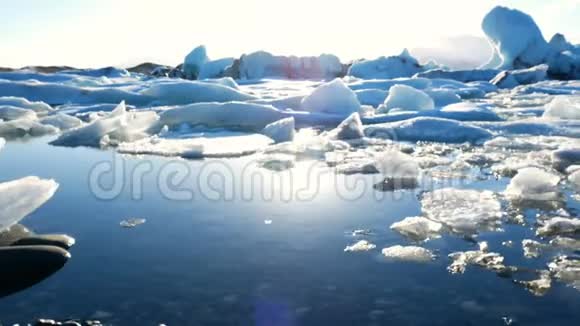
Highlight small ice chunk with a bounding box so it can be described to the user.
[505,167,560,201]
[328,113,364,140]
[0,177,59,232]
[543,96,580,120]
[421,189,502,234]
[300,79,361,115]
[120,218,146,228]
[262,117,295,143]
[536,217,580,237]
[0,117,58,138]
[377,85,434,113]
[390,216,443,242]
[374,150,419,179]
[381,245,434,262]
[0,137,4,152]
[448,243,506,274]
[335,159,379,175]
[344,240,377,252]
[522,239,545,258]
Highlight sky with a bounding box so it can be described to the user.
[0,0,578,68]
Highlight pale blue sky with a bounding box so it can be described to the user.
[1,0,578,68]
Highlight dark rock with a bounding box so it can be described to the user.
[0,245,70,298]
[12,234,76,250]
[127,62,172,76]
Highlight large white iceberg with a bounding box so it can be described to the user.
[300,79,361,115]
[482,6,550,69]
[0,176,59,232]
[348,49,424,79]
[183,45,209,80]
[237,51,343,80]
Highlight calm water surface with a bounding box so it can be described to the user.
[0,137,578,325]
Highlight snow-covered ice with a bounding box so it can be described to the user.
[536,217,580,237]
[390,216,443,242]
[344,240,377,252]
[543,96,580,120]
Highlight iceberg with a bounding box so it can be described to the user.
[364,117,492,144]
[198,58,235,80]
[414,69,500,83]
[327,113,364,140]
[505,167,561,201]
[377,85,434,113]
[0,177,59,232]
[141,80,257,106]
[348,49,424,79]
[39,113,83,131]
[0,118,58,138]
[236,51,343,80]
[159,102,286,131]
[51,102,159,148]
[381,245,434,262]
[482,6,550,70]
[300,79,361,115]
[183,45,209,80]
[261,117,295,143]
[548,256,580,291]
[490,65,548,89]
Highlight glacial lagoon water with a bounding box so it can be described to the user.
[0,136,578,325]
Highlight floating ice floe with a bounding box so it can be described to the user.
[262,117,295,143]
[0,118,58,138]
[364,117,492,144]
[374,150,420,179]
[548,256,580,291]
[536,217,580,237]
[505,167,561,202]
[159,102,285,131]
[515,271,552,296]
[0,177,59,232]
[421,189,502,235]
[390,216,443,242]
[377,84,434,113]
[381,245,434,262]
[300,79,360,115]
[119,132,273,159]
[522,239,545,258]
[568,170,580,188]
[448,242,508,274]
[120,218,147,228]
[550,237,580,251]
[344,240,377,252]
[51,101,159,148]
[543,96,580,120]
